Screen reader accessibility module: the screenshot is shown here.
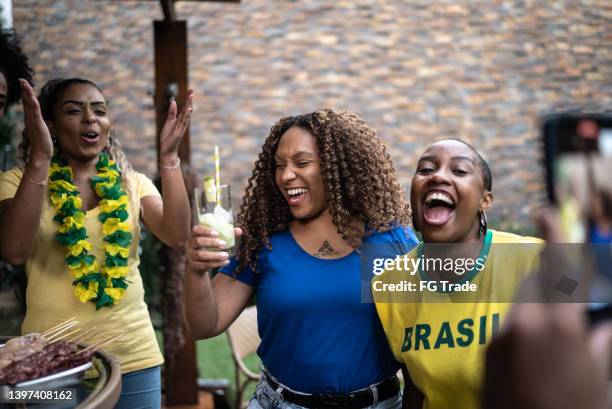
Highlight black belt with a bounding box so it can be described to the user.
[262,373,400,409]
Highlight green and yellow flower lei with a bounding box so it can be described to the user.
[48,152,132,309]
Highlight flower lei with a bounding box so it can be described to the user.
[48,152,132,309]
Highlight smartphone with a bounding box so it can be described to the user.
[543,113,612,324]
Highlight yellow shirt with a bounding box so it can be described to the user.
[374,230,543,409]
[0,167,163,373]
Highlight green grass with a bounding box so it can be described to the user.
[197,335,260,406]
[155,329,260,407]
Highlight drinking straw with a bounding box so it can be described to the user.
[194,188,201,217]
[214,145,221,206]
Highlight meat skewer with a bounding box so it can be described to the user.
[0,334,48,370]
[0,320,79,370]
[0,325,118,385]
[0,340,97,385]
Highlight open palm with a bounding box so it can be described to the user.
[159,89,194,160]
[20,79,53,161]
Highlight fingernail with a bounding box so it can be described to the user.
[223,260,230,265]
[220,252,229,258]
[218,240,226,247]
[210,230,218,237]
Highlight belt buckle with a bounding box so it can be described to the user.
[368,383,379,405]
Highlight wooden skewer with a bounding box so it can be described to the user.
[69,327,98,344]
[46,320,78,341]
[46,321,79,342]
[49,327,82,343]
[78,333,125,355]
[41,317,77,337]
[43,320,78,339]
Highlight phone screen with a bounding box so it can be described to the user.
[543,114,612,323]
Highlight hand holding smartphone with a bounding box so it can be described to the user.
[543,113,612,323]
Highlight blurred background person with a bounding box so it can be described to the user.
[483,208,612,409]
[0,23,33,119]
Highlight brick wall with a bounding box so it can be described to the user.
[13,0,612,230]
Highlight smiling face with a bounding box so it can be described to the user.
[0,71,8,118]
[49,83,111,163]
[411,140,493,243]
[274,126,328,221]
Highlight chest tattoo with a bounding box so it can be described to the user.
[313,240,339,257]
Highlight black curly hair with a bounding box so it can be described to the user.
[0,25,34,112]
[235,108,412,276]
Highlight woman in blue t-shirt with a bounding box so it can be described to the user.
[185,108,418,408]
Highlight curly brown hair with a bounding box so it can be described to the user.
[235,108,411,275]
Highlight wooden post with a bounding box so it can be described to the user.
[154,20,198,406]
[154,20,191,166]
[152,1,240,406]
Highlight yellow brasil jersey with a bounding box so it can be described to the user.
[0,168,163,373]
[374,230,543,409]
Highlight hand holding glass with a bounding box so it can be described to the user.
[195,184,236,255]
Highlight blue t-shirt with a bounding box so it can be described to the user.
[219,225,419,393]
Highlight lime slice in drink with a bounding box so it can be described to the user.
[204,176,216,203]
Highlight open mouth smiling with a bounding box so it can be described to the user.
[80,131,100,142]
[422,190,456,226]
[286,187,308,206]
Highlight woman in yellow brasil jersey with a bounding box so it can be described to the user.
[374,139,543,409]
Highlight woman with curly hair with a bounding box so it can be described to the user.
[0,25,34,117]
[185,108,418,409]
[0,78,192,408]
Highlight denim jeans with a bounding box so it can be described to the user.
[247,371,402,409]
[115,366,161,409]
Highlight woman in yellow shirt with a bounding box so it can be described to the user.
[374,139,543,409]
[0,78,192,408]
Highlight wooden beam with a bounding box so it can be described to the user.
[160,0,176,22]
[154,20,190,166]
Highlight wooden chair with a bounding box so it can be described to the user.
[226,306,261,409]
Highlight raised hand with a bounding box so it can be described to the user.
[20,79,53,163]
[159,89,194,166]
